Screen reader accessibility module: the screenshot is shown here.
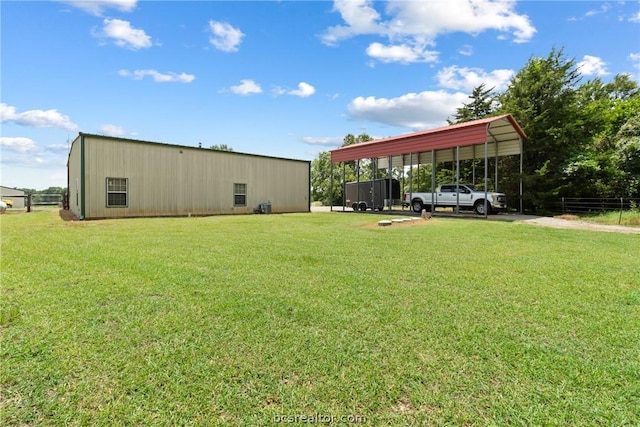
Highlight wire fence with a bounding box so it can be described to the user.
[559,197,639,214]
[30,193,63,206]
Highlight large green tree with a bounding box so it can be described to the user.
[310,133,372,205]
[613,113,640,197]
[563,76,640,198]
[450,83,497,124]
[498,48,585,211]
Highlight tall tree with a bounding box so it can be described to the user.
[310,133,372,205]
[613,113,640,197]
[565,76,640,197]
[210,144,234,151]
[498,47,584,211]
[311,151,346,205]
[450,83,496,124]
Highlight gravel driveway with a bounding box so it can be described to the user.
[310,206,640,234]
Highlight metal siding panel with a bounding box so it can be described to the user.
[80,135,309,218]
[497,140,521,156]
[331,125,487,162]
[331,114,524,163]
[0,186,26,209]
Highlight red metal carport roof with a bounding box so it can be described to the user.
[330,114,525,163]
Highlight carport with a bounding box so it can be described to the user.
[329,114,526,215]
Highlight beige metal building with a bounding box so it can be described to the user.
[67,133,310,220]
[0,186,26,209]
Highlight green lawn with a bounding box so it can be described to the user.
[580,209,640,226]
[1,210,639,426]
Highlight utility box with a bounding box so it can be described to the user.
[345,178,400,211]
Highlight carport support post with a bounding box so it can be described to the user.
[371,157,376,209]
[431,149,436,212]
[495,140,499,191]
[519,136,523,214]
[408,152,413,211]
[455,146,460,214]
[356,159,360,210]
[484,138,489,218]
[388,155,393,212]
[342,161,346,212]
[330,162,333,212]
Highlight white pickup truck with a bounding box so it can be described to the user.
[403,184,507,215]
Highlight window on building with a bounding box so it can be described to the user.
[106,178,128,207]
[234,183,247,206]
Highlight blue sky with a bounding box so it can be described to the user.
[1,0,639,190]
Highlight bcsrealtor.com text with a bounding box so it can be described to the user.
[273,414,367,424]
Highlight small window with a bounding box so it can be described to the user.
[233,183,247,206]
[106,178,128,207]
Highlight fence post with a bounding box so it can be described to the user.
[619,197,623,225]
[562,197,565,214]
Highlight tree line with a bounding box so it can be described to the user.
[10,186,67,196]
[312,48,640,213]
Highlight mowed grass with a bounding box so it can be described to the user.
[1,210,639,426]
[581,209,640,226]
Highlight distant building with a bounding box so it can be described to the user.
[0,186,26,209]
[67,133,310,220]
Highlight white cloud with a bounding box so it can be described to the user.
[291,82,316,97]
[389,0,536,43]
[458,44,473,56]
[630,11,640,23]
[46,144,71,152]
[301,136,343,147]
[119,69,195,83]
[585,3,610,17]
[347,90,469,130]
[229,79,263,96]
[0,103,78,131]
[274,82,316,97]
[436,66,514,92]
[321,0,385,46]
[0,137,38,153]
[577,55,610,76]
[60,0,137,16]
[365,42,439,64]
[96,18,152,50]
[322,0,536,61]
[98,124,133,137]
[208,21,244,52]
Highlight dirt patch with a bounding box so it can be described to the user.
[59,209,79,222]
[555,214,580,221]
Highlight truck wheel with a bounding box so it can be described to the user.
[411,199,423,213]
[358,202,367,212]
[474,200,492,215]
[352,203,358,211]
